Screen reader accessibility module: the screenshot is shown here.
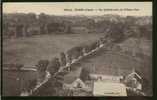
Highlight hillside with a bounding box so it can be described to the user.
[3,33,103,67]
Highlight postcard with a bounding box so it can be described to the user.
[2,2,152,96]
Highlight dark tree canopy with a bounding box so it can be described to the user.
[3,13,152,42]
[80,67,90,81]
[47,57,60,75]
[36,60,49,71]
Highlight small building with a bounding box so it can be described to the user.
[90,65,143,96]
[89,74,123,83]
[124,68,142,90]
[93,81,127,96]
[63,67,86,90]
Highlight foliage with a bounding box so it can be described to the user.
[80,67,90,81]
[36,60,49,71]
[47,57,60,75]
[3,13,152,41]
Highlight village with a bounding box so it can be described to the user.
[3,36,146,96]
[2,12,152,96]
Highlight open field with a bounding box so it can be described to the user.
[3,33,103,96]
[3,33,103,67]
[3,33,152,96]
[73,48,145,76]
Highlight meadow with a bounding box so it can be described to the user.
[3,33,103,67]
[3,33,152,96]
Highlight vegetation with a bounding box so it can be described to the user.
[47,57,60,75]
[3,13,152,41]
[80,67,90,81]
[3,33,102,66]
[3,13,152,96]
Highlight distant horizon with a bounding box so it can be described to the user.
[3,2,152,17]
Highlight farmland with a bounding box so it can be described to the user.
[2,33,152,96]
[3,33,104,67]
[2,13,152,96]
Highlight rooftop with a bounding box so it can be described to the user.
[93,81,127,96]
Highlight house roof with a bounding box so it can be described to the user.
[127,72,142,80]
[63,67,82,84]
[93,81,127,96]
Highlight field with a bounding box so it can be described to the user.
[3,33,103,67]
[3,33,152,96]
[3,33,103,96]
[73,48,145,76]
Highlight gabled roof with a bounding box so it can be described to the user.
[127,70,142,80]
[63,67,82,84]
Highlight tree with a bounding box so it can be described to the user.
[16,24,24,37]
[27,13,37,23]
[59,52,66,66]
[38,13,48,24]
[38,13,49,34]
[31,72,64,96]
[27,79,37,92]
[47,57,60,76]
[36,60,49,72]
[107,22,125,43]
[80,67,90,81]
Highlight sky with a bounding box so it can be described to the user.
[3,2,152,16]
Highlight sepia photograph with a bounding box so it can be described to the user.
[2,2,152,96]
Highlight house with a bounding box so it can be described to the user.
[89,74,123,83]
[93,81,127,96]
[63,67,86,90]
[89,65,143,96]
[124,68,142,90]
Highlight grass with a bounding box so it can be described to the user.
[76,48,142,75]
[3,33,103,67]
[3,33,104,96]
[3,34,152,96]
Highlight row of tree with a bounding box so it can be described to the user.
[3,13,152,41]
[30,36,107,96]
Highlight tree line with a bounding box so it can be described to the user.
[3,13,152,41]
